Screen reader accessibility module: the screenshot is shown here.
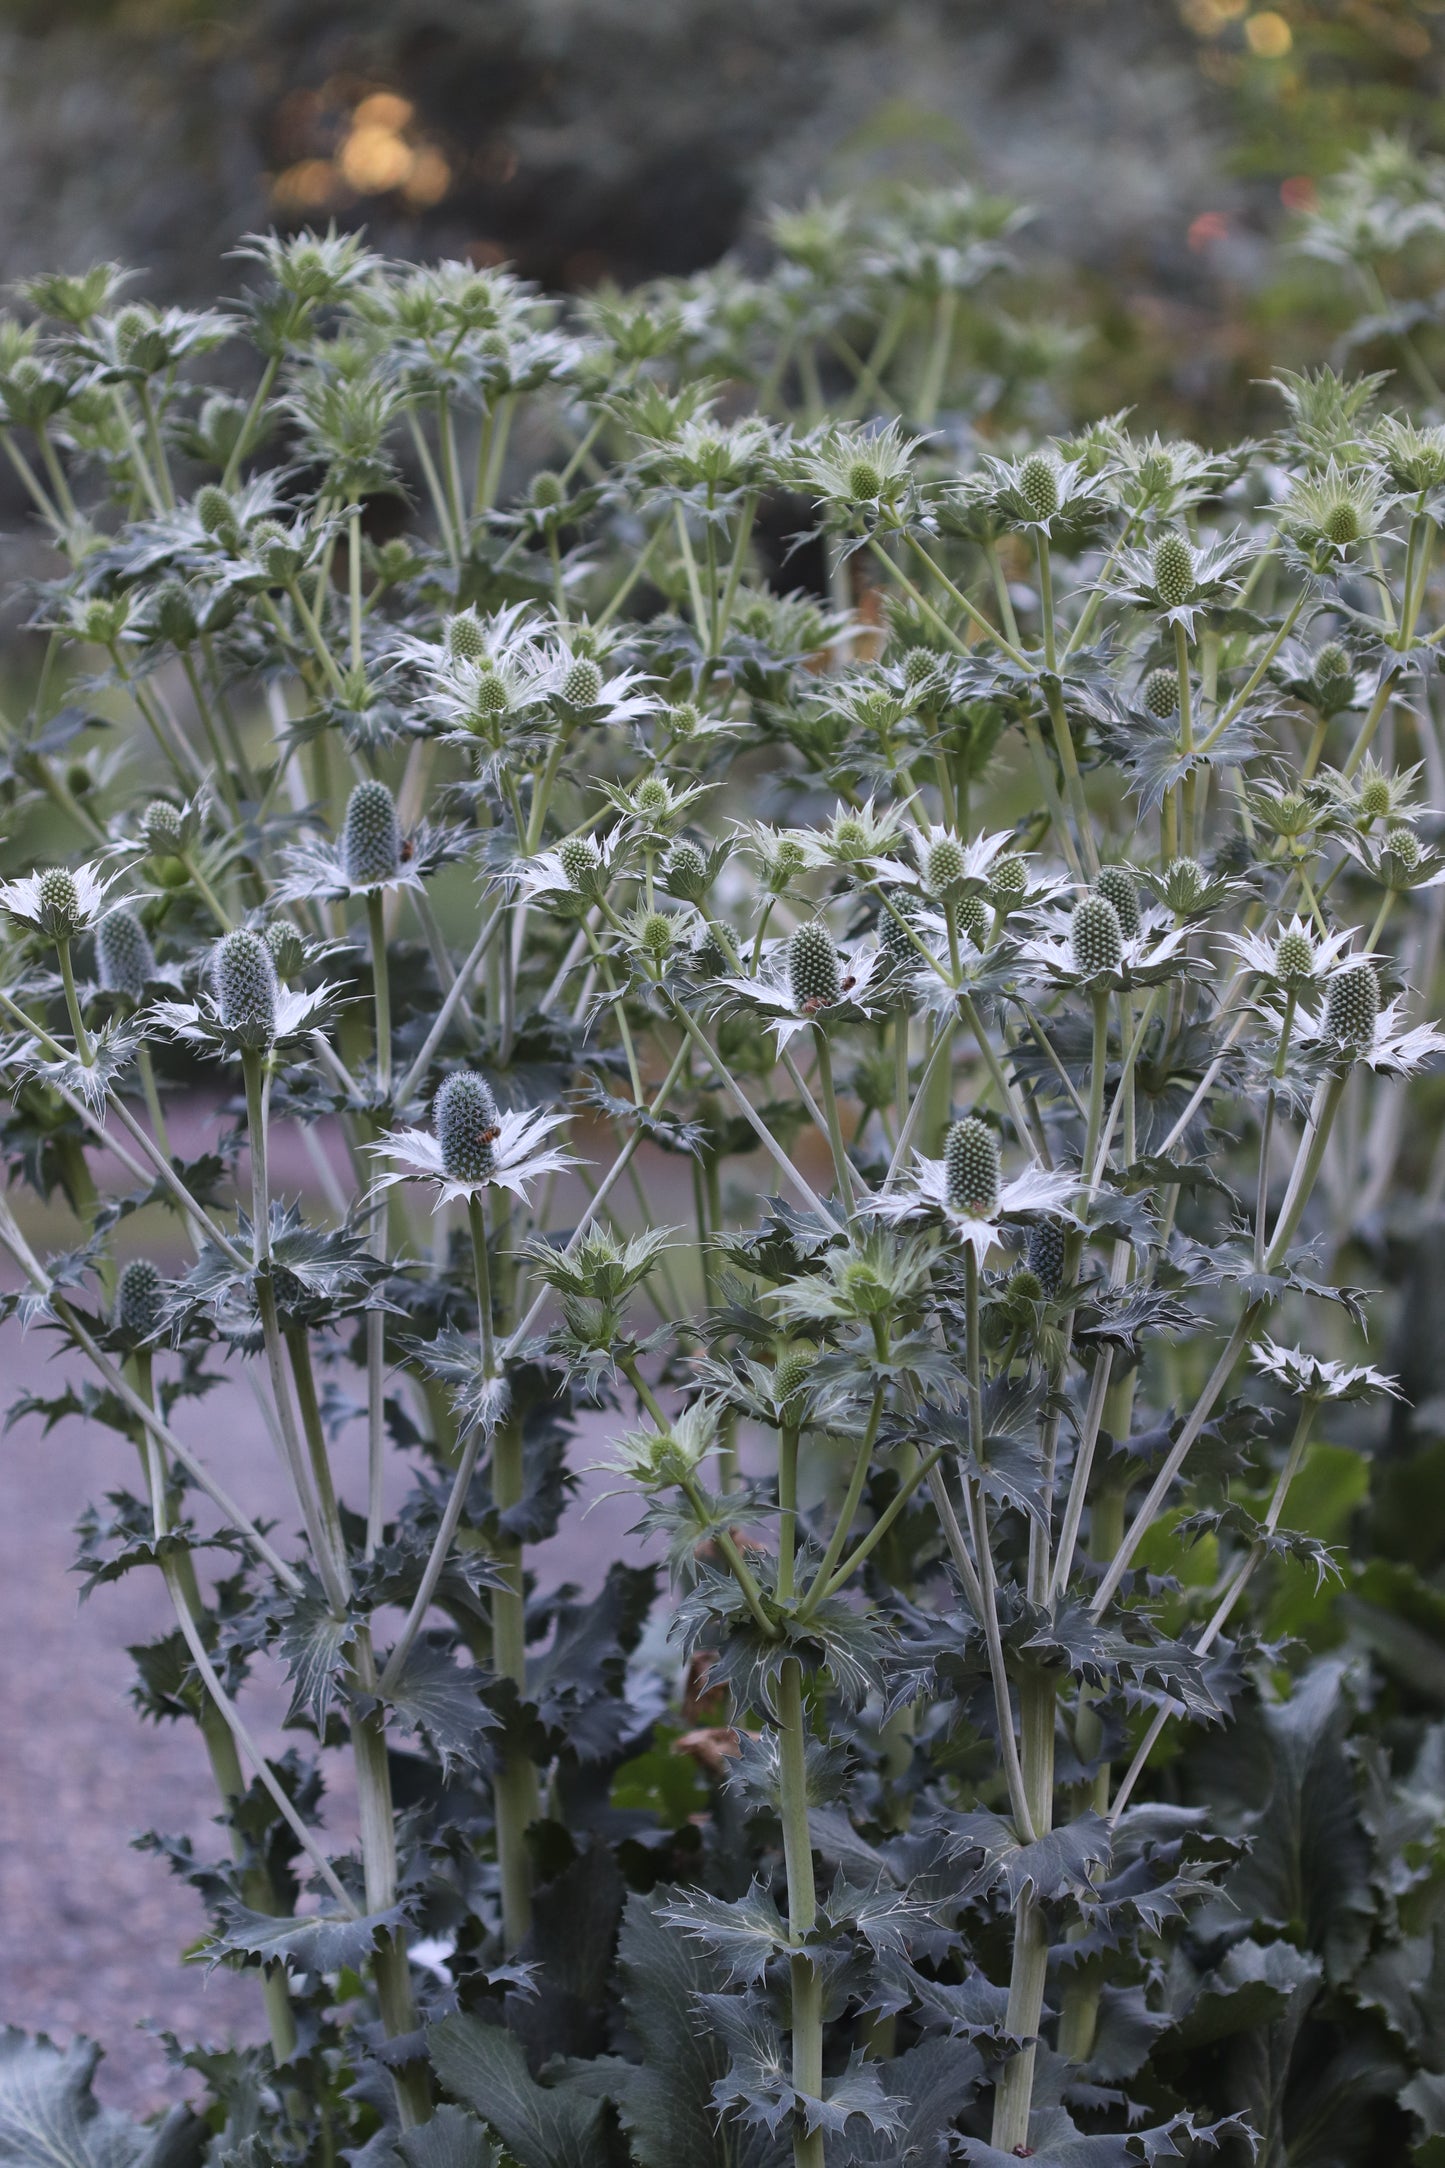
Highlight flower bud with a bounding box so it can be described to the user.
[115,1258,163,1342]
[878,896,921,961]
[1357,776,1392,821]
[559,834,604,895]
[213,929,278,1040]
[664,840,709,900]
[944,1117,1000,1217]
[468,669,510,724]
[529,469,565,510]
[925,836,967,898]
[1384,824,1421,872]
[150,580,199,647]
[1026,1219,1066,1294]
[668,700,701,737]
[340,778,402,888]
[36,867,83,938]
[194,484,236,538]
[1151,530,1195,607]
[1094,864,1141,941]
[1324,500,1360,546]
[1141,666,1178,718]
[434,1070,501,1183]
[1070,893,1123,980]
[773,1341,817,1413]
[264,917,307,978]
[1018,452,1060,522]
[987,853,1028,907]
[559,656,603,710]
[788,922,842,1013]
[1324,961,1381,1047]
[95,906,155,999]
[1313,642,1353,699]
[1273,927,1316,984]
[445,613,487,664]
[955,892,989,947]
[846,456,884,502]
[633,776,673,821]
[1161,856,1206,913]
[143,800,184,854]
[902,646,941,691]
[637,911,677,962]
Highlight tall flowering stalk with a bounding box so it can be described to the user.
[0,168,1442,2167]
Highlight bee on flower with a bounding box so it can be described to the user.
[370,1070,573,1207]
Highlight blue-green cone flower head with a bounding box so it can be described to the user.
[214,929,278,1042]
[945,1117,1000,1217]
[955,892,989,947]
[987,853,1028,908]
[560,655,603,710]
[36,867,83,939]
[95,906,155,999]
[924,836,967,900]
[1026,1219,1066,1294]
[115,1257,163,1343]
[434,1070,501,1184]
[878,895,921,960]
[788,921,842,1013]
[1070,893,1123,979]
[559,834,604,896]
[1325,960,1381,1046]
[1141,665,1178,718]
[902,645,941,693]
[664,839,708,900]
[773,1341,817,1414]
[1152,529,1195,607]
[1018,451,1061,522]
[143,800,184,856]
[194,483,235,537]
[1273,926,1316,985]
[264,917,307,979]
[1094,864,1141,941]
[1314,641,1353,700]
[529,469,566,511]
[340,778,402,887]
[445,612,488,664]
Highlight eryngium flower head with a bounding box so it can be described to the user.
[1274,926,1317,984]
[1141,665,1178,718]
[955,892,989,947]
[1070,893,1123,980]
[95,906,155,999]
[114,1258,163,1343]
[143,800,185,854]
[1151,531,1195,607]
[772,1341,817,1413]
[1158,856,1206,915]
[1313,641,1355,705]
[1324,960,1381,1045]
[340,779,402,888]
[987,853,1029,907]
[0,860,112,939]
[559,655,603,711]
[1018,452,1061,522]
[663,839,709,900]
[1094,864,1141,941]
[1026,1219,1066,1294]
[924,836,968,899]
[945,1117,1000,1217]
[434,1071,501,1184]
[788,922,842,1013]
[213,929,278,1043]
[559,834,605,895]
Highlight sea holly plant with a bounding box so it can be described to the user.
[1,176,1445,2168]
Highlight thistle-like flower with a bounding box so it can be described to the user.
[278,782,457,903]
[94,906,156,1000]
[1,861,113,940]
[714,925,887,1048]
[152,929,335,1055]
[1292,960,1445,1074]
[868,1134,1076,1258]
[114,1257,165,1345]
[1023,892,1189,992]
[370,1072,573,1206]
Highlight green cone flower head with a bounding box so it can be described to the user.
[35,867,83,938]
[1026,1219,1066,1294]
[878,895,921,961]
[150,580,199,647]
[636,910,678,963]
[1152,530,1195,607]
[1160,856,1206,914]
[434,1070,501,1183]
[213,929,278,1041]
[95,906,155,999]
[143,800,184,855]
[1357,775,1393,821]
[955,892,989,947]
[902,646,941,693]
[924,836,967,899]
[445,612,488,664]
[846,455,885,502]
[115,1258,163,1342]
[560,655,603,710]
[529,469,565,511]
[1324,960,1381,1046]
[1381,825,1422,883]
[1274,926,1317,984]
[664,839,708,900]
[559,834,604,895]
[340,778,402,888]
[945,1117,1001,1217]
[1018,451,1061,522]
[1313,641,1353,701]
[1071,893,1123,979]
[1094,864,1141,941]
[788,921,842,1013]
[667,700,702,738]
[1141,665,1178,717]
[987,853,1028,908]
[773,1341,817,1415]
[264,917,307,978]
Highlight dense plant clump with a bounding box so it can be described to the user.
[4,157,1445,2168]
